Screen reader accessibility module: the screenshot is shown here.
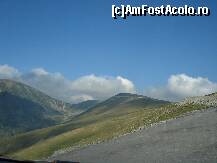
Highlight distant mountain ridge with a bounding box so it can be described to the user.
[0,79,72,114]
[0,79,81,136]
[71,100,99,111]
[80,93,170,117]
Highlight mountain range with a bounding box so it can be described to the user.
[0,79,215,160]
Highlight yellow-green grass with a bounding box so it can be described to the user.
[0,103,207,160]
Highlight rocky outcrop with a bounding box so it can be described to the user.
[179,92,217,107]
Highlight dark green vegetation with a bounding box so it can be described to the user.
[0,79,81,136]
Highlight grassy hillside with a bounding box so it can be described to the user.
[79,93,170,118]
[0,93,209,160]
[0,79,82,136]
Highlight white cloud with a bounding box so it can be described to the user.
[0,64,20,78]
[1,65,216,103]
[69,95,94,104]
[31,68,49,76]
[144,74,217,101]
[70,74,136,100]
[26,73,136,103]
[20,68,74,102]
[168,74,217,97]
[0,65,136,103]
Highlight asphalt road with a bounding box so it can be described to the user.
[52,108,217,163]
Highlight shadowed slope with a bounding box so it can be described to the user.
[0,79,82,136]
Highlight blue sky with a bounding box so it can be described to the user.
[0,0,217,102]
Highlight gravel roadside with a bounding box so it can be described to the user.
[52,107,217,163]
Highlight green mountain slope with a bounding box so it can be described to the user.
[0,93,171,159]
[80,93,170,117]
[0,79,81,136]
[0,93,212,160]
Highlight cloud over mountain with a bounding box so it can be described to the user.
[144,74,217,101]
[0,65,136,103]
[70,75,135,100]
[1,65,217,103]
[0,64,20,78]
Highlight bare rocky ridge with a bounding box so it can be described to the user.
[179,92,217,107]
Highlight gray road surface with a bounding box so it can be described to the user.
[52,108,217,163]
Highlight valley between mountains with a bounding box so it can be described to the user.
[0,79,216,162]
